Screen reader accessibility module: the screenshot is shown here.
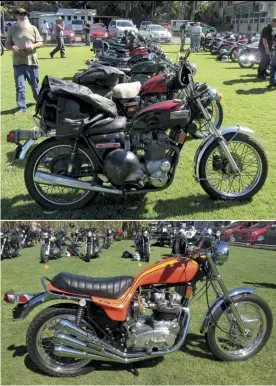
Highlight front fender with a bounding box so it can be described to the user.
[193,126,255,181]
[200,287,256,334]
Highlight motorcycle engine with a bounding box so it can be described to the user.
[125,289,182,352]
[140,94,169,108]
[125,132,172,188]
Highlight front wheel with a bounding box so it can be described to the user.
[218,44,229,56]
[24,137,100,210]
[1,43,4,56]
[144,241,150,262]
[40,245,49,263]
[230,47,240,62]
[238,51,255,68]
[206,294,273,361]
[26,307,95,377]
[199,133,268,200]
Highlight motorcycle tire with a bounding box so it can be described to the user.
[203,43,211,52]
[210,43,218,54]
[24,137,100,211]
[199,133,268,200]
[238,51,255,68]
[1,43,4,56]
[144,242,150,262]
[26,307,96,377]
[230,47,240,62]
[217,44,229,56]
[40,245,49,263]
[172,239,180,255]
[206,294,273,361]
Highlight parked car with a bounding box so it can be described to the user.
[139,21,152,30]
[140,24,172,42]
[170,19,190,34]
[222,221,257,242]
[82,23,109,41]
[160,22,171,31]
[51,25,76,44]
[263,223,276,245]
[108,19,138,38]
[185,21,217,35]
[72,19,84,33]
[233,222,275,244]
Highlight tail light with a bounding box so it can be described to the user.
[86,59,91,65]
[3,291,15,303]
[18,295,29,304]
[7,131,16,143]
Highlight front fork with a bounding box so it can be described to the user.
[207,256,248,336]
[196,97,240,175]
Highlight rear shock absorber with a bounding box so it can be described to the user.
[76,299,86,326]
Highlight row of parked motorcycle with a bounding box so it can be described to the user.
[0,224,125,262]
[8,30,268,211]
[201,31,273,69]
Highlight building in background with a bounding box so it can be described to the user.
[220,1,276,33]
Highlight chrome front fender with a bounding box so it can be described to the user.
[193,126,255,181]
[200,287,256,334]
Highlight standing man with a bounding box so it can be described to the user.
[257,18,276,80]
[179,21,186,52]
[50,17,65,58]
[192,21,202,52]
[83,20,91,46]
[40,20,49,44]
[5,8,43,116]
[268,33,276,88]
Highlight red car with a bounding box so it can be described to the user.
[51,25,76,44]
[222,221,257,242]
[82,23,109,41]
[241,221,276,244]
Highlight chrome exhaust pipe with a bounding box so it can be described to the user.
[54,308,191,363]
[34,171,123,195]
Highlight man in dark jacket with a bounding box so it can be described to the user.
[257,18,276,80]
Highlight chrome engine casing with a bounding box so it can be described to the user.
[125,159,171,188]
[125,315,180,352]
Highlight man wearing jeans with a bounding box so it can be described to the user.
[268,35,276,88]
[5,8,43,116]
[257,18,276,80]
[83,20,91,46]
[50,17,65,58]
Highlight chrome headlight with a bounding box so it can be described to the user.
[43,232,49,237]
[50,236,56,243]
[143,230,149,237]
[163,227,168,233]
[213,241,229,265]
[208,87,220,101]
[88,231,92,237]
[216,230,221,237]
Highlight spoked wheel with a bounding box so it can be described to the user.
[27,308,96,377]
[199,133,268,200]
[230,47,240,62]
[25,138,100,210]
[206,294,273,361]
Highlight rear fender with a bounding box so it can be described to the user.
[200,287,256,334]
[193,126,254,181]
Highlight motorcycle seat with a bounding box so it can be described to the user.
[112,81,141,99]
[86,116,127,135]
[50,272,134,299]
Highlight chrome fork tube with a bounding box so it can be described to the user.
[207,255,247,335]
[195,97,240,174]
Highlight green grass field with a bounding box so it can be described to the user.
[1,241,276,385]
[1,44,276,220]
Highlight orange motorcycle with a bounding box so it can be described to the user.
[3,234,273,377]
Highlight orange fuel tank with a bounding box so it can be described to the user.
[91,257,198,321]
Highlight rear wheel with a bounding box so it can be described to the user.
[24,138,100,211]
[206,294,273,361]
[199,133,268,200]
[27,307,95,377]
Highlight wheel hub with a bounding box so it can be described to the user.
[212,153,242,176]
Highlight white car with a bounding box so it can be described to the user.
[140,24,172,43]
[108,19,138,38]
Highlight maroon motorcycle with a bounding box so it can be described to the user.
[8,53,268,211]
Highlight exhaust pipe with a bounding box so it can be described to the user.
[34,171,123,195]
[53,308,191,363]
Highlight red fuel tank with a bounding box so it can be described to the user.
[141,74,169,94]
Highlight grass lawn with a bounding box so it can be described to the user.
[1,241,276,385]
[1,44,276,220]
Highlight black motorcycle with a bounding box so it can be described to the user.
[19,226,35,248]
[40,229,65,263]
[67,229,82,257]
[134,227,151,262]
[0,229,20,259]
[84,228,102,262]
[103,228,112,249]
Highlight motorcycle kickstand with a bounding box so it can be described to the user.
[130,364,139,377]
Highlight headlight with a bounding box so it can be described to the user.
[50,236,56,243]
[163,228,167,233]
[208,87,220,101]
[143,230,149,237]
[43,232,48,237]
[88,231,92,237]
[216,231,221,237]
[213,241,229,265]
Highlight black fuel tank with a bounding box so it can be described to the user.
[132,100,191,132]
[130,60,158,74]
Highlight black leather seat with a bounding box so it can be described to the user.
[86,116,127,135]
[51,272,134,299]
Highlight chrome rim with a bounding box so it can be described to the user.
[33,145,95,206]
[204,140,262,198]
[36,314,92,370]
[215,301,267,358]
